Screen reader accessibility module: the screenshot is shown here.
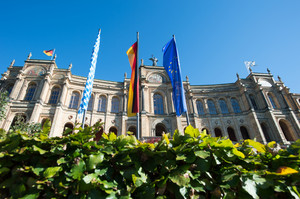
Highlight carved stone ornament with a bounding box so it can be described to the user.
[68,115,73,120]
[240,119,244,123]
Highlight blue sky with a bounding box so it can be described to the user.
[1,0,300,93]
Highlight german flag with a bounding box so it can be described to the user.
[43,49,54,56]
[126,42,139,117]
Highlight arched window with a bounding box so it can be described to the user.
[98,95,107,112]
[155,123,166,136]
[260,123,271,142]
[94,127,103,141]
[249,94,258,110]
[109,126,118,135]
[24,83,37,101]
[196,100,205,115]
[279,120,295,141]
[49,86,60,104]
[87,95,94,111]
[154,93,164,114]
[63,122,74,136]
[10,114,27,130]
[231,98,241,113]
[268,93,277,109]
[6,84,14,96]
[128,126,137,137]
[111,97,119,113]
[214,128,222,137]
[69,92,80,109]
[218,99,229,114]
[240,126,250,139]
[201,128,209,134]
[227,127,237,141]
[207,99,217,115]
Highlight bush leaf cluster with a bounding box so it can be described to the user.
[0,123,299,198]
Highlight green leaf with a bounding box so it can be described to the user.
[70,159,86,180]
[184,125,200,138]
[0,167,10,175]
[87,153,104,170]
[232,148,245,158]
[108,132,117,141]
[195,150,210,159]
[43,166,62,178]
[32,145,47,154]
[169,172,190,186]
[244,139,266,153]
[19,192,39,199]
[83,173,98,184]
[32,167,44,176]
[242,177,259,199]
[57,157,67,165]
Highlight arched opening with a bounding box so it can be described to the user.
[196,100,205,115]
[41,118,50,128]
[69,91,80,109]
[227,127,237,141]
[214,128,222,137]
[240,126,250,139]
[94,127,103,141]
[109,126,118,135]
[24,83,37,101]
[155,123,166,136]
[49,86,60,104]
[260,123,271,142]
[231,98,241,113]
[154,93,164,114]
[98,95,107,112]
[128,126,137,137]
[111,97,120,113]
[10,114,27,130]
[268,93,278,109]
[63,122,74,136]
[201,128,209,134]
[6,84,14,96]
[207,99,217,114]
[279,120,295,141]
[249,94,258,110]
[219,99,229,114]
[87,95,94,111]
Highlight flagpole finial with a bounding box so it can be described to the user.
[172,35,175,39]
[27,52,32,60]
[53,54,57,61]
[267,68,271,74]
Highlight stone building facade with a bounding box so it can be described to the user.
[1,56,300,144]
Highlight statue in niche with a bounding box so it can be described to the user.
[149,55,158,66]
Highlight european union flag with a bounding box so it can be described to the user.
[162,37,187,116]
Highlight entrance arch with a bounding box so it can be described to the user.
[155,123,166,136]
[279,120,295,141]
[227,127,237,141]
[63,122,74,135]
[214,128,222,137]
[240,126,250,139]
[128,126,137,137]
[260,123,271,142]
[109,126,118,135]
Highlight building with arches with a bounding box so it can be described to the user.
[1,56,300,144]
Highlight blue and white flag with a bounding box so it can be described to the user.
[162,37,187,116]
[78,29,101,120]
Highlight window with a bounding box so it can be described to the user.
[69,92,80,109]
[207,99,217,114]
[24,83,37,101]
[219,99,229,114]
[268,94,277,109]
[154,93,164,114]
[249,94,258,110]
[196,100,205,115]
[279,120,295,141]
[49,86,60,104]
[111,97,119,113]
[87,95,94,111]
[6,84,14,95]
[98,95,107,112]
[231,98,241,113]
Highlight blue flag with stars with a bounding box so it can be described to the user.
[162,37,187,116]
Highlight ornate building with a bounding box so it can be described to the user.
[1,56,300,144]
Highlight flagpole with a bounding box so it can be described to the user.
[136,32,140,140]
[51,49,56,60]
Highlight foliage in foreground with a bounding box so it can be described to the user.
[0,123,300,199]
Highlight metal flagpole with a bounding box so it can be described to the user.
[81,110,86,128]
[136,32,140,140]
[51,49,56,60]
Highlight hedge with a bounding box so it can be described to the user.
[0,121,299,198]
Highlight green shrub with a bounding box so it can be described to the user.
[0,124,299,198]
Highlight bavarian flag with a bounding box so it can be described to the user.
[126,42,139,117]
[43,49,54,56]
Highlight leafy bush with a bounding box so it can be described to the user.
[0,124,299,198]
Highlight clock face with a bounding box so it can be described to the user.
[148,74,164,83]
[26,67,46,76]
